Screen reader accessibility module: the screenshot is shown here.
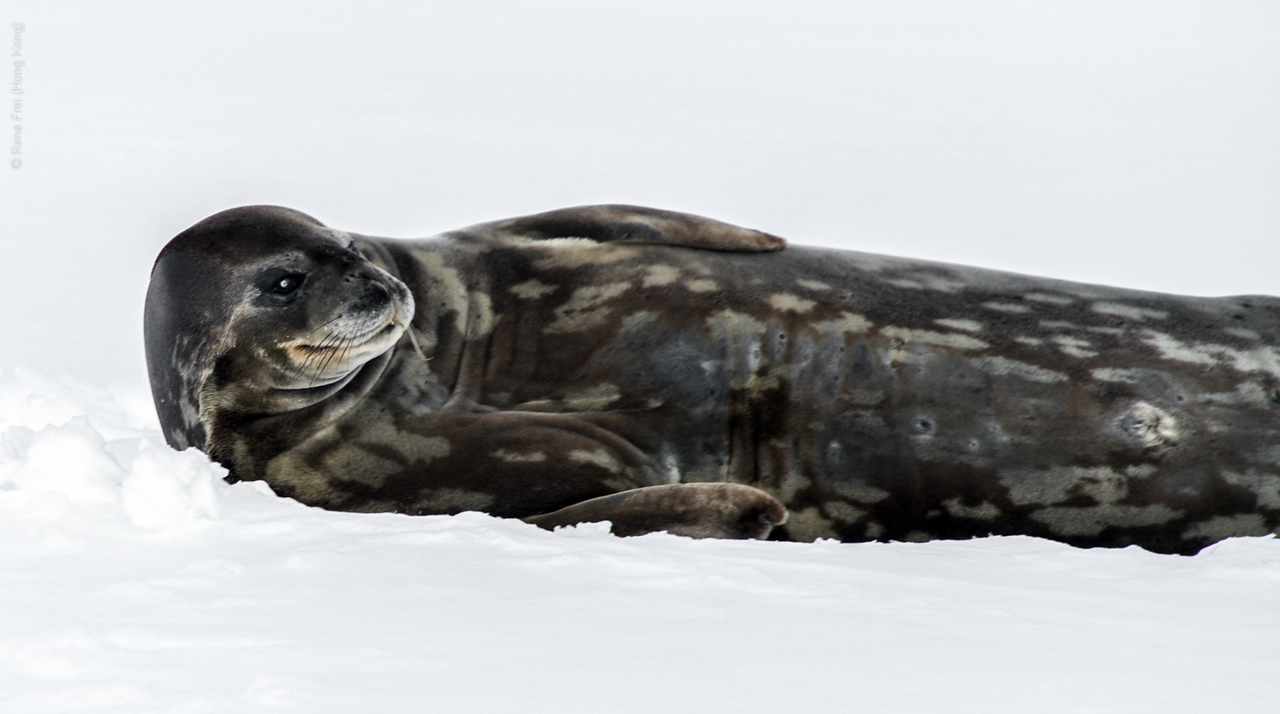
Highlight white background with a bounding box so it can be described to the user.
[2,3,1278,711]
[4,0,1278,383]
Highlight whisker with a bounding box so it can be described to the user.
[304,332,342,386]
[311,334,350,386]
[405,326,430,363]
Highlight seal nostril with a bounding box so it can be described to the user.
[351,281,392,311]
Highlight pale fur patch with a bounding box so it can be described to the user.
[1030,504,1181,537]
[684,279,719,293]
[641,265,681,287]
[1024,292,1074,306]
[1092,302,1168,321]
[563,384,622,410]
[972,356,1067,383]
[545,282,633,333]
[935,318,983,333]
[879,326,989,351]
[768,293,817,313]
[492,449,548,463]
[509,280,559,300]
[568,449,622,474]
[796,279,832,291]
[982,301,1031,314]
[811,312,872,335]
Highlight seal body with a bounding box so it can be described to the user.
[146,205,1280,553]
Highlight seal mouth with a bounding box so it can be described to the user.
[293,318,401,356]
[282,311,408,387]
[292,318,403,355]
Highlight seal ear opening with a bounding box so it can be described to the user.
[480,205,787,253]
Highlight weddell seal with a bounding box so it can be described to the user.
[145,205,1280,553]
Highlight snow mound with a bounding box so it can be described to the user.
[0,369,225,530]
[2,368,1279,713]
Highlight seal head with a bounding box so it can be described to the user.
[144,205,414,462]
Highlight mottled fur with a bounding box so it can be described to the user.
[146,205,1280,553]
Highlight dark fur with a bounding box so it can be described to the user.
[146,205,1280,552]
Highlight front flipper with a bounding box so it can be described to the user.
[523,483,788,540]
[475,204,786,253]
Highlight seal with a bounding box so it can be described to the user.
[146,204,1280,553]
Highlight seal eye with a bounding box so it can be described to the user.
[271,273,305,295]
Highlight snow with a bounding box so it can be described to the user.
[3,372,1279,712]
[3,2,1280,711]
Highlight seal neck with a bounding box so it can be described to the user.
[201,347,396,478]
